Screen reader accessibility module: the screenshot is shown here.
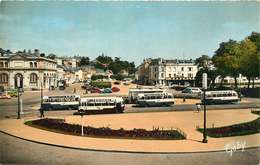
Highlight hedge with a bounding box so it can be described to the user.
[90,81,111,88]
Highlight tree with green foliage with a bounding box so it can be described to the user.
[212,40,241,89]
[78,57,90,66]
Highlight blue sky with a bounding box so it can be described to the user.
[0,1,259,65]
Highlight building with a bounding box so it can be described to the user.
[138,58,198,86]
[0,52,57,90]
[136,59,151,85]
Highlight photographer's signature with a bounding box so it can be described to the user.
[224,140,246,156]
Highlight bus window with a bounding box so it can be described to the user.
[232,93,237,96]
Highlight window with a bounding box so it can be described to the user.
[181,67,184,71]
[30,62,33,68]
[4,62,8,68]
[30,73,38,83]
[34,62,37,68]
[0,73,8,83]
[0,62,3,68]
[188,67,192,71]
[169,74,172,78]
[161,73,164,78]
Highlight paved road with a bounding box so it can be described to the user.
[0,132,258,165]
[1,89,260,119]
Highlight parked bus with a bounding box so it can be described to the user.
[79,96,125,114]
[128,87,165,103]
[201,90,239,104]
[136,92,174,107]
[42,95,80,110]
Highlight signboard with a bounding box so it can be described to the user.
[202,73,207,89]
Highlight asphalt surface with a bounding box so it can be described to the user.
[0,132,259,165]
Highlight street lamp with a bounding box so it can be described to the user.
[78,109,85,136]
[202,73,208,143]
[16,74,22,119]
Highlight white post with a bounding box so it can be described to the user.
[20,98,24,114]
[81,116,84,136]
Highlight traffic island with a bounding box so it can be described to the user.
[25,118,186,140]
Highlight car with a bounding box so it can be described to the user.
[7,90,18,97]
[102,88,112,93]
[111,87,120,92]
[182,87,202,94]
[113,81,121,85]
[91,87,101,93]
[0,92,11,99]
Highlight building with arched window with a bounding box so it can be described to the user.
[0,53,57,90]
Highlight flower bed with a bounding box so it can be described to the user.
[25,118,186,140]
[197,117,260,138]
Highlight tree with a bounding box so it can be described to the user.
[78,57,90,66]
[212,40,241,89]
[239,39,258,88]
[195,55,219,88]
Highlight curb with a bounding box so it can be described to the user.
[1,130,259,155]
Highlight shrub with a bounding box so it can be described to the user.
[90,81,111,88]
[91,75,108,81]
[27,118,186,140]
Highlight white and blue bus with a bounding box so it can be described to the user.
[79,96,125,114]
[136,92,175,107]
[202,90,239,104]
[42,95,80,110]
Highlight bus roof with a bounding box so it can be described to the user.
[205,90,237,94]
[129,88,164,92]
[43,95,80,98]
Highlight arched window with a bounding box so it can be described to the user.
[30,62,33,68]
[5,62,8,68]
[30,73,38,83]
[0,73,8,83]
[34,62,37,68]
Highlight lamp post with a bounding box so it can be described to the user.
[78,109,85,136]
[202,73,208,143]
[16,74,23,119]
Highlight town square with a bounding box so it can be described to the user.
[0,1,259,165]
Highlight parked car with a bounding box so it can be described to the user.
[102,88,112,93]
[0,92,11,99]
[182,87,202,94]
[111,87,120,92]
[7,90,18,97]
[91,87,101,93]
[113,81,121,85]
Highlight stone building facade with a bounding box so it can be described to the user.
[0,53,57,90]
[137,58,198,86]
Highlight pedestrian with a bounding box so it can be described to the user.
[40,108,44,118]
[196,103,201,112]
[183,96,186,102]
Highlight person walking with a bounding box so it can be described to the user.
[196,103,201,112]
[39,108,44,118]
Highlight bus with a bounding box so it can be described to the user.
[128,87,165,103]
[79,96,125,114]
[136,92,175,107]
[42,95,80,110]
[201,90,239,104]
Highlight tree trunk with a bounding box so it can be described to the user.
[252,78,255,88]
[247,77,251,88]
[234,76,238,89]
